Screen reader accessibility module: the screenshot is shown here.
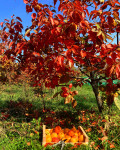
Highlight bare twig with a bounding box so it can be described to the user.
[52,140,66,150]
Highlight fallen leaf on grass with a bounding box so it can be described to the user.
[27,142,31,146]
[99,126,107,137]
[90,142,95,148]
[101,136,108,142]
[86,128,92,132]
[91,121,98,126]
[102,119,107,122]
[110,143,115,148]
[94,145,100,149]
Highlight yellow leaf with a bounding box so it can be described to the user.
[114,97,120,110]
[100,0,104,2]
[71,99,77,108]
[97,30,102,36]
[25,29,31,36]
[65,95,73,104]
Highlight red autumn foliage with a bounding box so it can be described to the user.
[0,0,120,112]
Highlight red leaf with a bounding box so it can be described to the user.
[0,22,3,26]
[16,22,23,29]
[111,52,116,61]
[116,26,120,32]
[26,5,32,13]
[114,1,120,5]
[107,78,113,84]
[57,14,64,21]
[57,56,64,66]
[61,87,68,92]
[106,57,113,65]
[90,10,98,18]
[4,19,9,22]
[9,42,14,48]
[80,50,86,58]
[73,45,79,50]
[107,16,113,25]
[106,44,112,49]
[31,13,36,19]
[14,25,22,32]
[62,92,69,97]
[69,83,72,89]
[15,42,26,54]
[50,17,54,26]
[116,65,120,79]
[106,65,115,77]
[33,52,40,56]
[68,58,74,68]
[72,11,81,23]
[93,1,98,8]
[16,17,22,22]
[54,0,57,6]
[23,0,29,4]
[101,2,108,10]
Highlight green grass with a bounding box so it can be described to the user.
[0,83,97,111]
[0,83,120,149]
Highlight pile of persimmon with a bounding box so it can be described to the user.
[45,126,84,145]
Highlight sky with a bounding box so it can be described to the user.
[0,0,57,30]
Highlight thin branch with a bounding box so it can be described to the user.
[117,32,119,45]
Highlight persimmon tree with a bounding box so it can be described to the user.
[0,0,120,112]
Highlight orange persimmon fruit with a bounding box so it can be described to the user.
[58,132,65,140]
[46,135,52,143]
[54,126,61,134]
[78,134,84,142]
[68,130,75,137]
[51,132,58,138]
[52,137,60,143]
[71,126,77,132]
[70,136,78,143]
[64,128,70,134]
[63,135,71,143]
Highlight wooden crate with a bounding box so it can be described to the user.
[42,125,89,146]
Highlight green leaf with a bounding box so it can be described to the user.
[114,97,120,110]
[58,24,62,27]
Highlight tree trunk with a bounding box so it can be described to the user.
[91,81,103,113]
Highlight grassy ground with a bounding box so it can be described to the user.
[0,83,120,149]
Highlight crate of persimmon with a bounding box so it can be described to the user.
[42,125,89,147]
